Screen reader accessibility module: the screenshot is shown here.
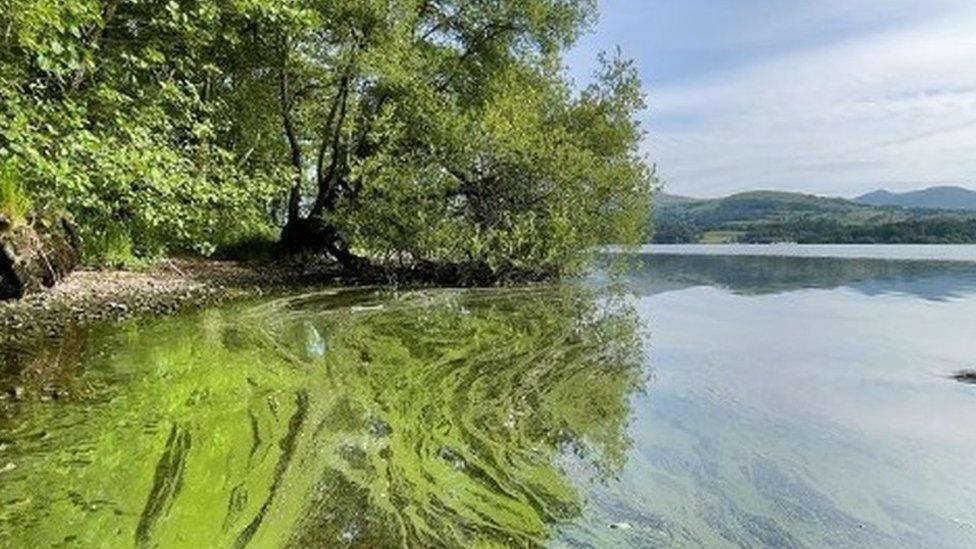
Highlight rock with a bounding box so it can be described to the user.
[952,370,976,384]
[0,213,80,300]
[42,386,67,400]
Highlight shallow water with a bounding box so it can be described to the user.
[2,248,976,548]
[0,288,644,548]
[574,251,976,547]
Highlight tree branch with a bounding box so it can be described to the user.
[310,77,350,217]
[68,0,120,92]
[277,40,304,223]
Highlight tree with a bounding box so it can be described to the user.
[1,0,652,277]
[1,0,283,261]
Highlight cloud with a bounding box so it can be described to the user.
[642,2,976,197]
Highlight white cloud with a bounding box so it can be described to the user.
[649,3,976,197]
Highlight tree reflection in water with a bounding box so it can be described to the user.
[0,287,645,548]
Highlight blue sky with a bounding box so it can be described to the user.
[567,0,976,197]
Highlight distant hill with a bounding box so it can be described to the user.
[652,189,976,244]
[854,186,976,211]
[654,192,702,205]
[657,190,876,221]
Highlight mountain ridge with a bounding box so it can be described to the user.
[853,186,976,211]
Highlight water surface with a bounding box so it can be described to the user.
[2,246,976,548]
[573,250,976,547]
[637,244,976,263]
[1,288,643,548]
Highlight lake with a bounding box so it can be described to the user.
[2,246,976,548]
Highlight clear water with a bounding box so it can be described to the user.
[573,251,976,547]
[2,247,976,548]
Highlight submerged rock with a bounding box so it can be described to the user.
[952,370,976,384]
[0,213,80,300]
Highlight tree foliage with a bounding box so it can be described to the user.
[1,0,652,274]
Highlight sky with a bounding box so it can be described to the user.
[566,0,976,198]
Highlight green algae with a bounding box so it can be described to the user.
[0,287,644,548]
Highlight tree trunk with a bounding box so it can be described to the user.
[0,214,80,300]
[279,216,367,270]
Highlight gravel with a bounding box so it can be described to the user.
[0,257,346,347]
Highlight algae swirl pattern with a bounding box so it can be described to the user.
[0,288,645,548]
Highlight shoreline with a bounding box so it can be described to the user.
[0,253,560,352]
[0,257,348,348]
[630,243,976,263]
[0,256,550,404]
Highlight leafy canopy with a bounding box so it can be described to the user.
[0,0,653,273]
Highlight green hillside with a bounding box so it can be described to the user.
[855,186,976,211]
[652,191,976,244]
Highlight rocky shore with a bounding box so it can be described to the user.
[0,257,346,348]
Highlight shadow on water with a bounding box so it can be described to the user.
[0,287,646,548]
[611,253,976,301]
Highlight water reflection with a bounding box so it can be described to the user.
[617,253,976,300]
[0,288,644,547]
[5,252,976,548]
[570,252,976,548]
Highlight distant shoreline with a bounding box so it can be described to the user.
[630,243,976,263]
[652,189,976,246]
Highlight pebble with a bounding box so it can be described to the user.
[0,259,343,354]
[43,386,67,400]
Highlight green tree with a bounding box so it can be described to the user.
[0,0,285,260]
[1,0,652,276]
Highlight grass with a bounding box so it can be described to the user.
[213,227,281,262]
[698,230,745,244]
[82,224,145,268]
[0,164,32,230]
